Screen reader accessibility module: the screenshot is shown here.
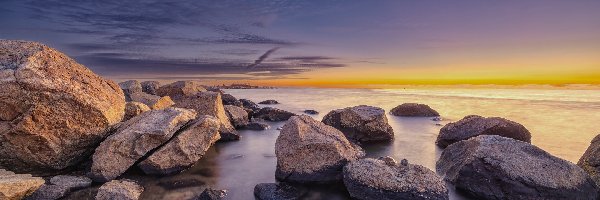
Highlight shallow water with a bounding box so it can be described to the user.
[72,88,600,200]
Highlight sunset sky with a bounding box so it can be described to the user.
[1,0,599,87]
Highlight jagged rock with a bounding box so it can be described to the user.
[221,94,243,107]
[254,183,306,200]
[173,92,240,141]
[129,92,175,110]
[303,110,319,115]
[0,169,45,200]
[258,100,279,104]
[140,81,160,95]
[197,188,227,200]
[437,135,598,200]
[118,80,142,101]
[138,115,221,175]
[435,115,531,148]
[90,108,197,182]
[224,105,249,128]
[276,115,364,183]
[343,157,448,200]
[123,102,150,121]
[578,133,600,187]
[0,40,125,174]
[157,81,206,100]
[390,103,439,117]
[95,179,143,200]
[245,122,270,130]
[322,105,394,142]
[239,99,260,111]
[253,107,296,122]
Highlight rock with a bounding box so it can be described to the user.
[254,183,306,200]
[138,115,221,175]
[343,158,448,200]
[90,108,197,182]
[239,99,260,111]
[245,122,270,130]
[118,80,143,101]
[197,188,227,200]
[157,81,207,100]
[123,102,150,121]
[437,135,598,200]
[173,92,240,141]
[578,133,600,187]
[435,115,531,148]
[431,117,442,121]
[303,110,319,115]
[49,175,91,190]
[253,107,296,122]
[258,100,279,104]
[390,103,440,117]
[322,105,394,143]
[0,40,125,174]
[25,184,68,200]
[224,105,249,128]
[95,179,143,200]
[0,169,45,200]
[140,81,160,95]
[26,175,91,200]
[129,92,175,110]
[221,94,243,107]
[276,115,364,183]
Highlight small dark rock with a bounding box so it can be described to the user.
[140,81,160,95]
[253,107,296,121]
[221,93,243,107]
[258,100,279,104]
[245,122,270,130]
[239,99,260,111]
[390,103,440,117]
[197,188,227,200]
[254,183,307,200]
[303,110,319,115]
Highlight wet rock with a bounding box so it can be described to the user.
[95,179,143,200]
[0,169,45,200]
[343,157,448,200]
[157,81,207,100]
[119,80,143,101]
[390,103,440,117]
[26,175,91,200]
[138,115,221,175]
[322,105,394,143]
[437,135,597,200]
[253,107,296,122]
[578,133,600,187]
[276,115,364,183]
[129,92,175,110]
[245,122,270,130]
[221,94,243,107]
[0,40,125,174]
[224,105,249,128]
[173,92,240,141]
[254,183,306,200]
[303,110,319,115]
[259,100,279,104]
[239,99,260,111]
[123,102,150,121]
[140,81,160,95]
[90,108,197,182]
[197,188,227,200]
[435,115,531,148]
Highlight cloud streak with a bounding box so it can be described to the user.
[248,47,280,68]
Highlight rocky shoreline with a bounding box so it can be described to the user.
[2,40,599,200]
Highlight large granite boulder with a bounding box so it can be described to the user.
[95,179,143,200]
[437,135,598,200]
[118,80,142,101]
[322,105,394,143]
[173,92,240,141]
[276,115,364,183]
[224,105,249,128]
[435,115,531,148]
[253,107,296,122]
[221,93,243,107]
[156,81,206,100]
[0,40,125,174]
[254,183,306,200]
[578,133,600,187]
[140,81,160,95]
[129,92,174,110]
[123,102,150,121]
[390,103,439,117]
[343,157,448,200]
[90,108,197,182]
[26,175,91,200]
[138,115,221,175]
[0,169,45,200]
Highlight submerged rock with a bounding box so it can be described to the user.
[157,81,206,100]
[253,107,296,121]
[437,135,597,200]
[95,179,143,200]
[140,81,160,95]
[578,133,600,187]
[303,110,319,115]
[174,92,240,141]
[276,115,364,183]
[123,102,151,121]
[119,80,143,101]
[0,40,125,174]
[224,105,249,128]
[138,115,221,175]
[221,94,243,107]
[245,122,270,130]
[390,103,439,117]
[435,115,531,148]
[322,105,394,142]
[90,108,197,182]
[197,188,227,200]
[129,92,175,110]
[254,183,306,200]
[258,100,279,104]
[343,157,448,200]
[0,169,45,200]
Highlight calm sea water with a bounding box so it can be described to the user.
[70,88,600,200]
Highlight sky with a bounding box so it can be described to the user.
[1,0,599,87]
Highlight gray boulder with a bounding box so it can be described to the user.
[129,92,175,110]
[437,135,598,200]
[224,105,249,128]
[138,115,221,175]
[390,103,439,117]
[26,175,91,200]
[140,81,160,95]
[95,179,143,200]
[90,108,197,182]
[578,133,600,187]
[343,157,448,200]
[254,183,306,200]
[118,80,142,101]
[276,115,364,183]
[157,81,206,100]
[123,102,150,121]
[174,92,240,141]
[0,169,45,200]
[435,115,531,148]
[322,105,394,142]
[253,107,296,122]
